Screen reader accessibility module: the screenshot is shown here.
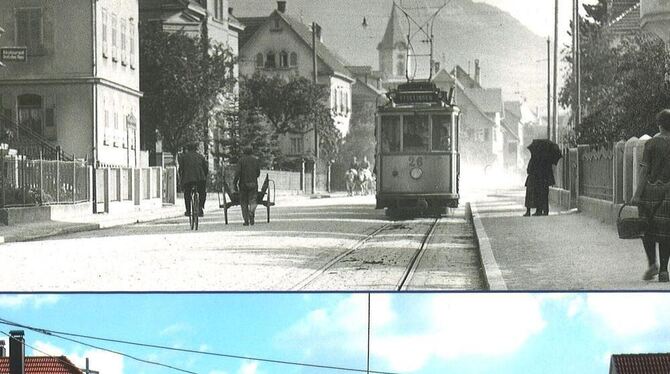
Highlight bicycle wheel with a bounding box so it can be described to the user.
[191,191,199,231]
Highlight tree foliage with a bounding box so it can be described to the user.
[139,24,236,156]
[560,0,670,146]
[239,73,342,168]
[338,103,376,166]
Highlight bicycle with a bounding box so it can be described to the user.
[189,188,199,231]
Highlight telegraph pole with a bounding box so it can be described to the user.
[574,0,582,130]
[547,37,551,140]
[553,0,559,142]
[312,22,319,195]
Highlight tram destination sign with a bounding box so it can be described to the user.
[393,91,440,104]
[0,47,28,62]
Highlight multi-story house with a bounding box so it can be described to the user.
[237,1,354,160]
[0,0,142,167]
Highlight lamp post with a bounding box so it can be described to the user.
[311,22,320,195]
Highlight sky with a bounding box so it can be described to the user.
[0,293,669,374]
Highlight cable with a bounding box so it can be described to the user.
[0,318,402,374]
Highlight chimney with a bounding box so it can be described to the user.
[9,330,25,374]
[277,1,286,13]
[0,340,6,357]
[228,7,233,15]
[474,59,480,85]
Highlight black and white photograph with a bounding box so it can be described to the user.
[1,0,670,372]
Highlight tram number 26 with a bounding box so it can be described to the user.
[409,156,423,168]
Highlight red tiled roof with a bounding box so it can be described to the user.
[611,353,670,374]
[0,356,82,374]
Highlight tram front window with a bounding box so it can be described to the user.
[432,115,452,152]
[381,116,400,153]
[403,114,429,152]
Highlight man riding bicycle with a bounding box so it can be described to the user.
[178,142,208,217]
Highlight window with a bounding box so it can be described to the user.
[111,13,118,62]
[16,8,43,55]
[17,94,43,135]
[403,115,429,152]
[431,115,451,151]
[397,61,405,76]
[483,128,490,141]
[290,136,304,155]
[214,0,225,20]
[129,19,135,68]
[279,51,289,68]
[380,116,400,153]
[120,19,127,65]
[265,51,276,68]
[255,53,264,67]
[331,88,336,109]
[475,128,485,141]
[273,18,280,30]
[104,109,110,145]
[290,52,297,66]
[101,8,108,58]
[113,111,119,147]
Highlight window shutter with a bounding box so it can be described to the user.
[43,7,54,55]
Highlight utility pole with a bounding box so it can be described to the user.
[547,37,551,140]
[311,22,319,195]
[574,0,582,131]
[553,0,559,142]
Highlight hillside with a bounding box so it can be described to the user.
[230,0,549,109]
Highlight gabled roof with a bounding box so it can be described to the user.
[239,11,353,80]
[504,101,522,121]
[607,2,640,36]
[353,77,385,98]
[465,87,503,114]
[451,65,481,89]
[610,353,670,374]
[609,0,639,23]
[0,356,82,374]
[377,4,406,51]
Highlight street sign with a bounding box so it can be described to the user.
[0,47,28,62]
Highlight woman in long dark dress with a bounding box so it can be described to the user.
[631,109,670,283]
[524,140,560,216]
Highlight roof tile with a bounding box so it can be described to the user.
[611,353,670,374]
[0,356,82,374]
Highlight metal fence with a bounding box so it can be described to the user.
[0,156,90,208]
[579,146,614,201]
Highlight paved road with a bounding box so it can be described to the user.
[0,195,484,291]
[471,188,670,290]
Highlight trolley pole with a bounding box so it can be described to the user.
[311,22,319,195]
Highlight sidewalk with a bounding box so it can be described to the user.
[0,191,344,244]
[470,188,670,290]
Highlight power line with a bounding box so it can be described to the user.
[0,318,402,374]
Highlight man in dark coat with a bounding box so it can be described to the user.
[178,142,208,217]
[234,146,261,226]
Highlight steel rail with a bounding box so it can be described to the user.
[396,217,440,290]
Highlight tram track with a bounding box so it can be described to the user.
[292,215,470,291]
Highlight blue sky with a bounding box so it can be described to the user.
[0,293,669,374]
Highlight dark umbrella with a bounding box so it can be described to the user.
[527,139,562,165]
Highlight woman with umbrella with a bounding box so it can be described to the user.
[524,139,562,216]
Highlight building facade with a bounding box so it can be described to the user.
[0,0,142,166]
[238,1,354,160]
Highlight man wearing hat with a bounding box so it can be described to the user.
[178,142,208,217]
[234,145,261,226]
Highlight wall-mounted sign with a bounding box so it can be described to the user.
[0,47,28,62]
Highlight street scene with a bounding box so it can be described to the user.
[2,0,670,373]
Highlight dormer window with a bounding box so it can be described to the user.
[272,18,281,30]
[279,51,289,68]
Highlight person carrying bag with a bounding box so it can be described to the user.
[630,109,670,282]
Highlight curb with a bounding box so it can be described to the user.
[1,223,101,244]
[467,202,508,291]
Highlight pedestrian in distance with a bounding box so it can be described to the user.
[523,139,562,216]
[350,156,359,171]
[178,142,208,217]
[234,145,261,226]
[631,109,670,283]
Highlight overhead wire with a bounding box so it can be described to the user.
[0,318,402,374]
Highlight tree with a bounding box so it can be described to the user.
[239,72,341,168]
[559,0,670,146]
[339,103,376,166]
[139,24,236,156]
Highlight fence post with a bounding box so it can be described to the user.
[300,159,305,192]
[56,152,61,203]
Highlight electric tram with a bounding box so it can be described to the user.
[375,81,460,215]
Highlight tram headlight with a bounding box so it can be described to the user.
[410,167,423,180]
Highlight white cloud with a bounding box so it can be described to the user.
[280,294,547,372]
[567,296,584,318]
[32,340,124,374]
[0,295,60,309]
[585,294,670,336]
[237,361,259,374]
[160,322,192,336]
